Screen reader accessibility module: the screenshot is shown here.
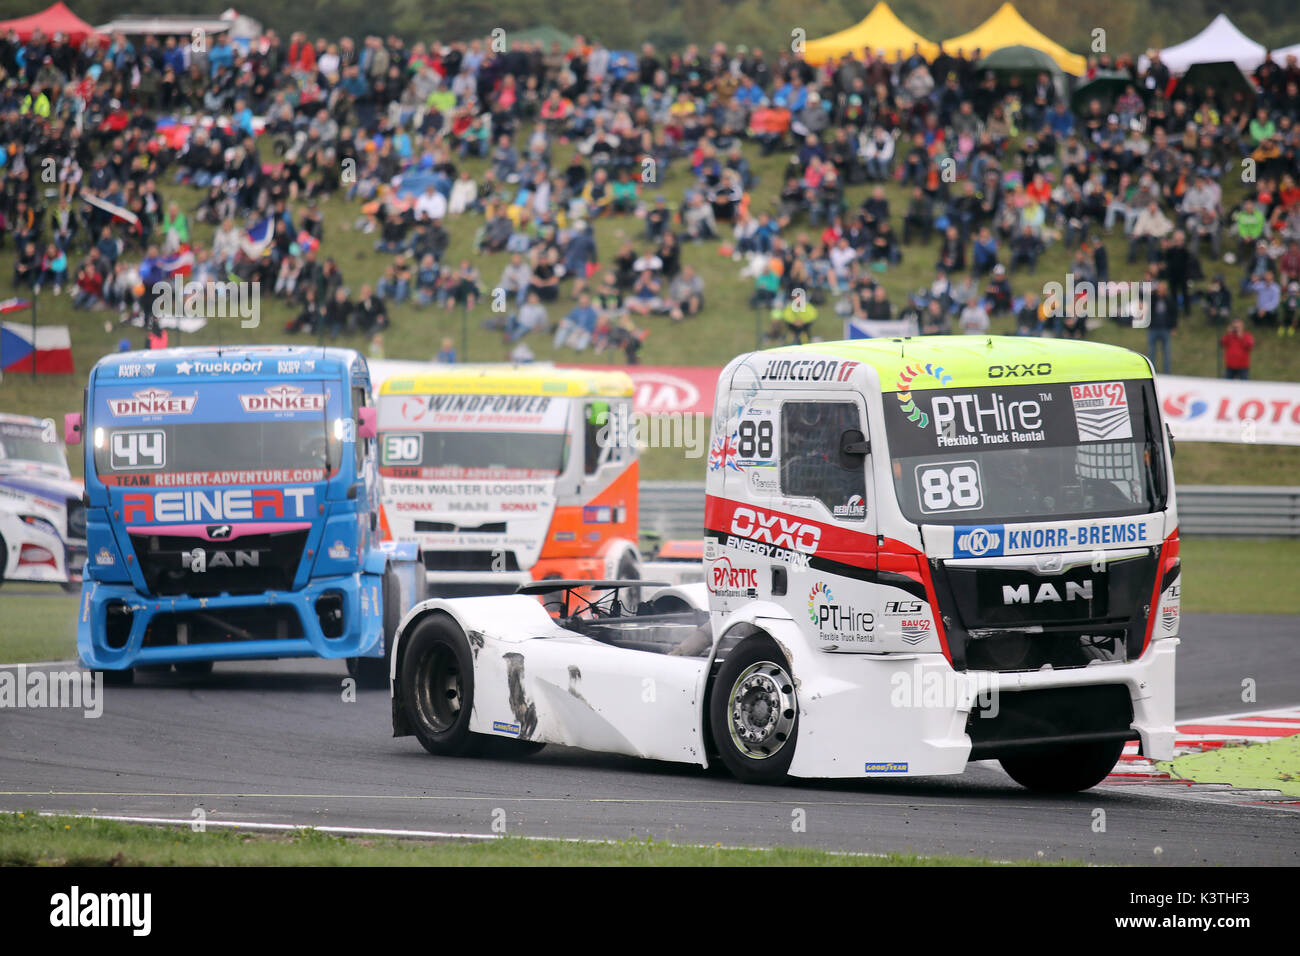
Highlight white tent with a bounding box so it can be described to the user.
[1266,43,1300,66]
[1158,14,1267,74]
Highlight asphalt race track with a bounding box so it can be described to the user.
[2,612,1297,865]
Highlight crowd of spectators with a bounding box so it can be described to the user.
[3,23,1300,373]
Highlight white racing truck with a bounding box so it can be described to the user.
[387,337,1181,791]
[0,413,86,589]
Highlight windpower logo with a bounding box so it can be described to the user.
[896,364,954,429]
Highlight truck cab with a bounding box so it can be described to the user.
[67,346,418,685]
[377,366,641,596]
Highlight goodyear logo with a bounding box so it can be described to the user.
[492,720,521,737]
[864,762,909,774]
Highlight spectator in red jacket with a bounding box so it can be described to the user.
[1220,319,1255,380]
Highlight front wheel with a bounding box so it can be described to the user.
[998,738,1128,792]
[399,614,479,757]
[708,636,799,783]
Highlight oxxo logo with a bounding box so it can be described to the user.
[989,362,1051,378]
[729,507,821,553]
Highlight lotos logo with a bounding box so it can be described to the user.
[107,388,197,417]
[710,557,758,593]
[895,363,954,429]
[954,525,1003,557]
[239,385,326,413]
[729,506,821,553]
[1161,393,1209,420]
[808,581,834,624]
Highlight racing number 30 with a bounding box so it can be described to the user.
[917,461,982,513]
[738,420,773,459]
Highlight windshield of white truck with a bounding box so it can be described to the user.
[882,378,1166,525]
[0,420,66,470]
[91,382,340,486]
[378,393,569,479]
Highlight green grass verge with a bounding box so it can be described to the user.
[2,136,1298,484]
[1177,539,1300,615]
[1159,735,1300,797]
[0,812,1054,866]
[0,585,78,664]
[0,538,1292,666]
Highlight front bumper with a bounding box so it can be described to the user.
[76,572,386,670]
[786,638,1178,778]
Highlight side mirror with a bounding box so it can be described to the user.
[838,428,870,470]
[64,412,83,446]
[1165,422,1176,459]
[357,406,377,440]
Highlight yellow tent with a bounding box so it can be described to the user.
[803,2,939,66]
[942,2,1086,76]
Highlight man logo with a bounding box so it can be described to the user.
[207,525,233,539]
[1002,581,1094,604]
[956,528,1000,556]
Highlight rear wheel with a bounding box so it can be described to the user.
[708,636,799,784]
[399,614,479,757]
[998,739,1128,792]
[349,568,400,689]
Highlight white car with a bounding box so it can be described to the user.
[0,413,86,588]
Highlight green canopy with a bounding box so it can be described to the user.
[1070,69,1142,115]
[1177,61,1256,109]
[507,25,575,51]
[976,44,1063,75]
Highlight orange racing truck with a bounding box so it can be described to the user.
[377,367,641,596]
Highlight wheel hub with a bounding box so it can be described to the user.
[727,662,796,759]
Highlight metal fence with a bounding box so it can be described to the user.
[639,482,1300,539]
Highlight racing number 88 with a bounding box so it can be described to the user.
[737,419,773,459]
[919,464,981,511]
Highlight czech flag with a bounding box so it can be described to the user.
[240,217,274,258]
[158,247,195,278]
[82,193,140,227]
[1,322,74,375]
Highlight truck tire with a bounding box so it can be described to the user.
[0,533,7,587]
[998,739,1128,792]
[708,636,799,784]
[95,667,134,687]
[349,568,400,690]
[399,613,479,757]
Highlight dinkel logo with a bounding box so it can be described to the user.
[107,388,197,417]
[239,385,326,413]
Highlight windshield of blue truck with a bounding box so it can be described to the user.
[91,382,342,486]
[882,379,1167,526]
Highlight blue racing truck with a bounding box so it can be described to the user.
[65,346,421,686]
